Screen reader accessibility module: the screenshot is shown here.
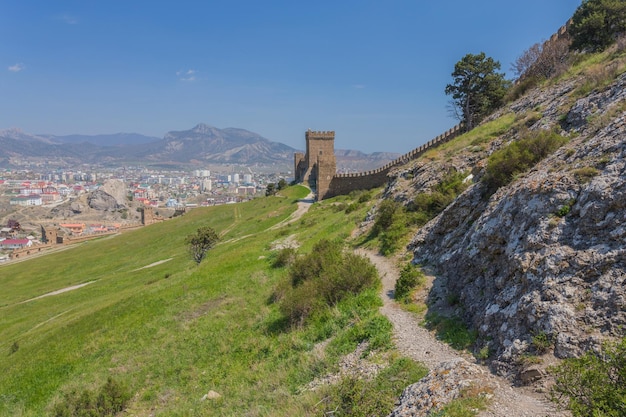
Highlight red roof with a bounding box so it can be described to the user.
[1,239,30,245]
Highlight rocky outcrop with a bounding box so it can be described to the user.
[388,359,490,417]
[87,180,127,212]
[87,189,125,212]
[403,72,626,373]
[99,179,128,208]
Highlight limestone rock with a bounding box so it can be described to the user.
[87,189,124,211]
[100,179,128,207]
[388,72,626,370]
[387,359,489,417]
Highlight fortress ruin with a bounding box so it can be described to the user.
[294,125,463,200]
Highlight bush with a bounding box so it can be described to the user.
[550,337,626,417]
[344,202,360,214]
[395,263,425,303]
[271,247,297,268]
[53,377,131,417]
[278,240,378,326]
[186,226,219,264]
[410,169,469,221]
[482,130,568,193]
[573,166,600,182]
[372,200,402,235]
[424,313,477,351]
[379,218,408,256]
[372,200,410,256]
[358,192,373,203]
[317,357,428,417]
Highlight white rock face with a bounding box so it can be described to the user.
[100,179,128,207]
[400,73,626,370]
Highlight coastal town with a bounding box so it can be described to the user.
[0,165,292,262]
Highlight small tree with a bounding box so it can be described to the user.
[570,0,626,53]
[277,178,288,190]
[186,226,219,264]
[265,183,277,196]
[512,38,570,81]
[445,52,510,131]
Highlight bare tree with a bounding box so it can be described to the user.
[513,37,571,81]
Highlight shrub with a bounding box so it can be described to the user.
[395,263,425,303]
[379,218,408,256]
[186,226,219,264]
[53,377,131,417]
[317,357,428,417]
[424,313,477,351]
[409,169,469,222]
[372,200,410,256]
[482,130,568,193]
[271,247,297,268]
[372,200,402,235]
[531,331,553,354]
[344,202,359,214]
[573,166,600,182]
[550,337,626,417]
[278,240,378,326]
[358,192,372,203]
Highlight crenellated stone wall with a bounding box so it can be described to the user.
[296,125,463,199]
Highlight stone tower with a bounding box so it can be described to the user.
[142,206,155,225]
[294,130,336,199]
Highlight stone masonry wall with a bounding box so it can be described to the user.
[321,124,462,199]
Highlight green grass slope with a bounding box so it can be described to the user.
[0,186,423,416]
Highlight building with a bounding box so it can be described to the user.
[294,130,336,199]
[0,239,33,250]
[10,195,43,206]
[59,223,86,235]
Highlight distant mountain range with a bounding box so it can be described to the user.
[0,124,399,171]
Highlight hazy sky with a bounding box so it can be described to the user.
[2,1,581,153]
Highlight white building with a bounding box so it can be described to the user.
[10,195,43,206]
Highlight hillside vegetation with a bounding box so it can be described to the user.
[0,186,428,416]
[379,13,626,415]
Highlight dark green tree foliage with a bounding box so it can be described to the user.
[265,183,277,196]
[186,226,219,264]
[277,178,288,190]
[445,52,510,131]
[570,0,626,52]
[550,338,626,417]
[279,240,377,326]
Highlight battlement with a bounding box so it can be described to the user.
[306,130,335,140]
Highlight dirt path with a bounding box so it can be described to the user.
[357,249,569,417]
[133,258,173,271]
[17,281,97,304]
[269,191,315,230]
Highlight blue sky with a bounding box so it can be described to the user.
[2,1,581,153]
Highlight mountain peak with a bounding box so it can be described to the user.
[191,123,216,134]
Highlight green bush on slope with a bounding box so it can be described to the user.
[550,337,626,417]
[482,129,568,193]
[278,239,378,326]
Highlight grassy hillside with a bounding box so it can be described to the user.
[0,186,425,416]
